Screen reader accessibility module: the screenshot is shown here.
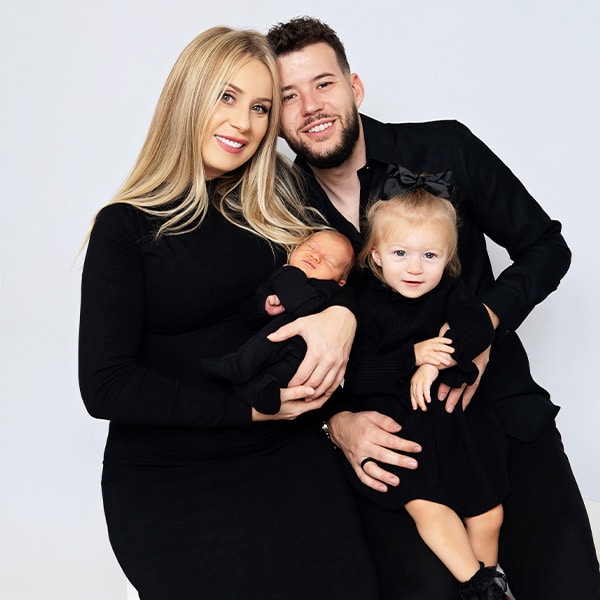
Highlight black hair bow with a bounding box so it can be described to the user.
[381,165,453,200]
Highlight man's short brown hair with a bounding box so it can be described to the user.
[267,16,350,74]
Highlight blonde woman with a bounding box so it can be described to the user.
[79,27,377,599]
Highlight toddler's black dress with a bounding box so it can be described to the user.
[345,273,510,516]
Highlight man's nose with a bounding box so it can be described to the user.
[301,90,323,116]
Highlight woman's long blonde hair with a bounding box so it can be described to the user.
[95,27,320,247]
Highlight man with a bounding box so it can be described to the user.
[266,16,600,600]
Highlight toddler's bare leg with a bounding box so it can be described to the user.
[405,499,480,582]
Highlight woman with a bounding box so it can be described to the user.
[79,27,378,599]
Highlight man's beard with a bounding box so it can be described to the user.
[285,107,360,169]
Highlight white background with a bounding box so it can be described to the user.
[1,1,598,598]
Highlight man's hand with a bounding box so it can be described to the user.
[436,303,498,412]
[328,411,421,493]
[438,345,491,412]
[267,305,356,400]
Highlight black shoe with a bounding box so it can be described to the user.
[459,564,509,600]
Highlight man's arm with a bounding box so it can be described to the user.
[452,121,571,333]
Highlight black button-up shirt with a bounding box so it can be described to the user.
[296,114,570,440]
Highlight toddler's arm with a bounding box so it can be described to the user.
[414,337,455,368]
[410,364,440,411]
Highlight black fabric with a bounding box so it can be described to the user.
[381,164,454,200]
[103,428,379,600]
[79,202,379,597]
[297,115,568,441]
[355,426,600,600]
[500,426,600,599]
[297,114,600,598]
[200,265,339,414]
[345,274,508,515]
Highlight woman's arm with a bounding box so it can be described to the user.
[79,205,250,427]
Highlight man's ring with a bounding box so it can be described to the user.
[360,457,376,470]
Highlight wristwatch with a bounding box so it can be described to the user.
[321,421,338,449]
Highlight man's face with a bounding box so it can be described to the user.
[276,42,364,169]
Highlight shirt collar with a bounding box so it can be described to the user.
[361,114,400,166]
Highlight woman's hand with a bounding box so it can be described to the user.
[328,411,422,493]
[251,385,327,421]
[267,305,356,400]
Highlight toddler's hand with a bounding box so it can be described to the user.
[414,337,454,367]
[410,364,439,411]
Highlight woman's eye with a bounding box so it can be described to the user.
[221,92,234,104]
[252,104,269,114]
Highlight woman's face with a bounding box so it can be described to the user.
[202,59,273,180]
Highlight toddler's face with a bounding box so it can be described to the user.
[372,220,449,298]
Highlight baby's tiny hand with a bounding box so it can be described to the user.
[265,294,285,316]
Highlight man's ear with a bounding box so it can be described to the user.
[349,72,365,109]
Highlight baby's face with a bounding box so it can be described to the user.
[288,231,353,284]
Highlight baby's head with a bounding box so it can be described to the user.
[359,189,460,297]
[288,230,355,285]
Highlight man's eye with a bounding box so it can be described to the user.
[282,93,296,103]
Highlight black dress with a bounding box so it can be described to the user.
[79,202,379,600]
[345,274,510,516]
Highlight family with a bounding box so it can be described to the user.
[78,16,600,600]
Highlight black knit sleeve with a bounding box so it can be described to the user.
[78,204,251,428]
[449,121,571,333]
[345,295,416,396]
[438,278,495,387]
[268,266,343,317]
